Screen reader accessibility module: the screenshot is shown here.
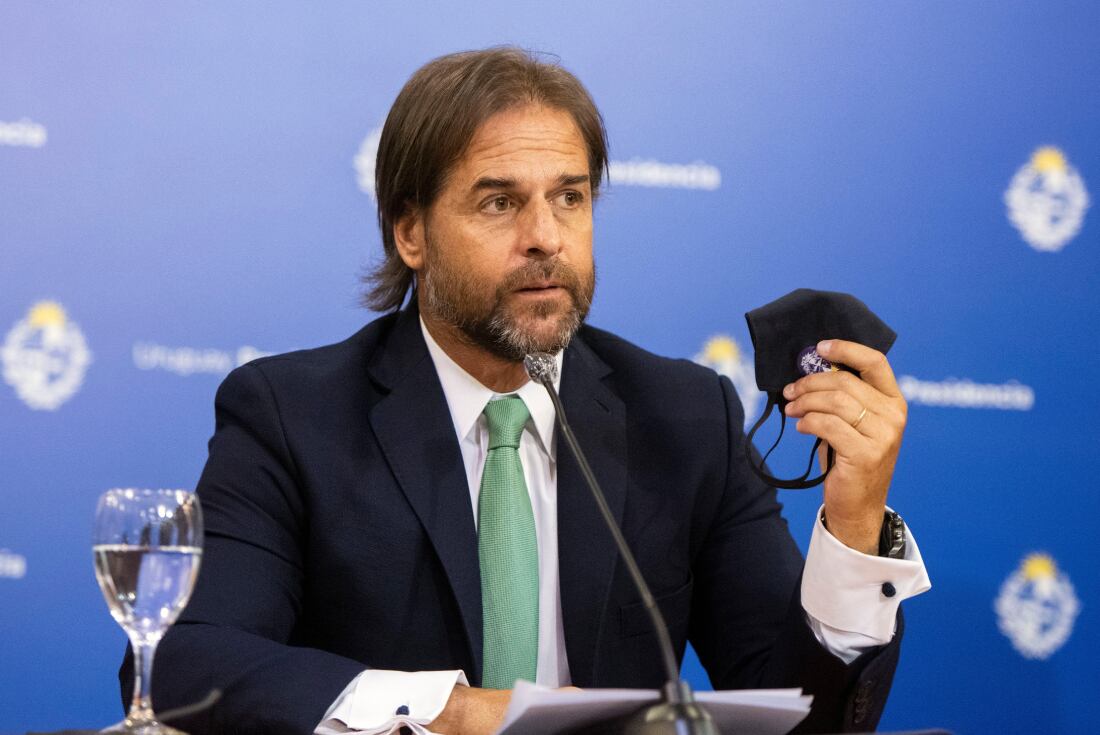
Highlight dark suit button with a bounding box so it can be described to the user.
[882,581,896,597]
[396,704,410,715]
[853,680,873,725]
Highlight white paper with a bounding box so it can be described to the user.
[497,681,812,735]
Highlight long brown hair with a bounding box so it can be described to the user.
[364,46,609,312]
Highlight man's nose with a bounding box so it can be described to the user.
[518,198,563,257]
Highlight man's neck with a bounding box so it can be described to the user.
[420,308,530,394]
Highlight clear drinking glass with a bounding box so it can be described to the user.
[93,488,203,735]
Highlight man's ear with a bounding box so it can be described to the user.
[393,206,426,272]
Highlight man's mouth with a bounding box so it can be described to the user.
[515,281,563,293]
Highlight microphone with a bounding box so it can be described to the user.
[524,354,718,735]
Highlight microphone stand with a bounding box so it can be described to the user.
[525,355,718,735]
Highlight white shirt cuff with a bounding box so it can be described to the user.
[801,504,932,653]
[315,669,469,735]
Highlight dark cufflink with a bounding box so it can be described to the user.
[881,582,897,598]
[396,704,410,716]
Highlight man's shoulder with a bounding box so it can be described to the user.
[575,324,727,396]
[574,324,747,441]
[224,310,403,390]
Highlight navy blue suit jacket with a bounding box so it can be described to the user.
[125,305,902,733]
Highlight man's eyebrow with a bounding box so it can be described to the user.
[557,174,590,187]
[472,176,516,191]
[470,174,590,191]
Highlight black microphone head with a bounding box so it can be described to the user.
[523,353,558,384]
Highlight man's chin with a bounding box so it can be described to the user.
[487,309,583,359]
[518,306,582,335]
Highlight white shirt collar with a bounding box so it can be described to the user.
[420,317,562,458]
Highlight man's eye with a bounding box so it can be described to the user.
[559,191,584,207]
[483,195,512,213]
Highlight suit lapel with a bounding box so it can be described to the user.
[556,336,627,687]
[366,307,484,680]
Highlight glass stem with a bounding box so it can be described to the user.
[128,636,158,724]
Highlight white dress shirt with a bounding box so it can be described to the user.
[316,321,932,735]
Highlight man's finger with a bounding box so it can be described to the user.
[794,411,865,456]
[785,369,883,412]
[817,339,901,397]
[785,390,880,437]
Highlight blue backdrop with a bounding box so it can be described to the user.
[2,3,1097,733]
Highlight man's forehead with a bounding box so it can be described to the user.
[453,104,589,184]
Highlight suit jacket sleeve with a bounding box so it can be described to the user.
[689,374,901,733]
[119,363,366,735]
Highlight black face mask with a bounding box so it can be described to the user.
[743,288,896,489]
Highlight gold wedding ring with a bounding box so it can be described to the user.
[851,406,868,430]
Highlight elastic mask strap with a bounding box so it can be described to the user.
[745,395,836,489]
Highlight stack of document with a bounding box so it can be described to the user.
[498,681,812,735]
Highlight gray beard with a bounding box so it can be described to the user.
[421,238,593,362]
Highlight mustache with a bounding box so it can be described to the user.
[496,259,584,296]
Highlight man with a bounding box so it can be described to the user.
[129,47,929,734]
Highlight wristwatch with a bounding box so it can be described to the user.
[819,509,907,559]
[879,510,907,559]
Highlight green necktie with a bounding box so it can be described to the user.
[478,396,539,689]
